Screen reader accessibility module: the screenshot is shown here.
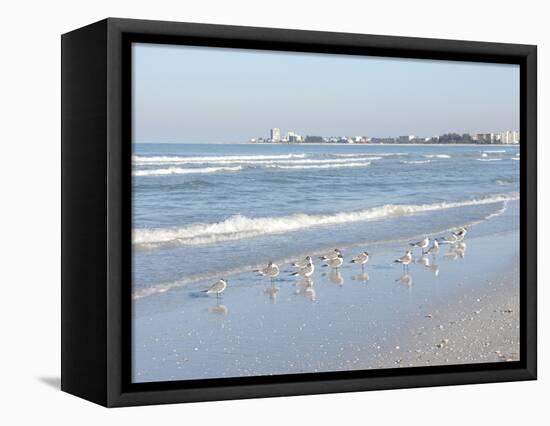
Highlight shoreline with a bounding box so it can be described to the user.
[133,222,520,382]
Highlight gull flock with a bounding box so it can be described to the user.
[202,227,468,298]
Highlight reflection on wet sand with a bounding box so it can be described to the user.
[416,254,431,267]
[445,242,467,260]
[294,277,316,301]
[328,268,344,286]
[429,263,440,276]
[208,302,228,315]
[397,273,413,287]
[351,272,370,283]
[264,283,280,303]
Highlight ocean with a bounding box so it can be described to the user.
[131,143,520,382]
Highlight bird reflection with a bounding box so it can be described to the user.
[351,272,370,283]
[328,268,344,286]
[416,254,431,268]
[396,273,413,287]
[264,283,280,303]
[294,277,316,301]
[208,301,228,315]
[444,242,467,260]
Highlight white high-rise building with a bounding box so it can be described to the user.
[499,130,519,144]
[270,128,281,141]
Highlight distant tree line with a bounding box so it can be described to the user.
[432,133,473,144]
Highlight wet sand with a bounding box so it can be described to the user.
[364,262,519,368]
[133,214,520,383]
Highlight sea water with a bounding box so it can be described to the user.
[132,143,519,298]
[132,143,520,382]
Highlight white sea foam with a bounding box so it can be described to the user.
[243,156,381,165]
[133,192,519,250]
[511,157,520,161]
[134,155,382,167]
[133,166,243,176]
[423,154,451,159]
[333,152,408,157]
[483,150,506,153]
[476,158,502,162]
[484,201,508,220]
[133,154,306,164]
[400,160,431,164]
[266,161,372,170]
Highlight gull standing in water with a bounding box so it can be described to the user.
[441,232,459,245]
[319,249,342,261]
[426,239,439,255]
[410,237,430,254]
[292,255,313,268]
[202,278,227,300]
[322,253,344,270]
[453,227,467,241]
[254,261,280,283]
[350,251,369,271]
[394,250,413,271]
[290,258,314,278]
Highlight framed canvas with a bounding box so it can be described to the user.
[61,18,537,407]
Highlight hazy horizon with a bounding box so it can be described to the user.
[132,43,519,144]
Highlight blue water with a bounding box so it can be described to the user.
[132,143,519,299]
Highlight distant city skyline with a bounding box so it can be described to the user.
[132,43,520,144]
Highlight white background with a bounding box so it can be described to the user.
[0,0,546,423]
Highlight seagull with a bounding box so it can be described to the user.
[202,278,227,299]
[426,239,439,255]
[254,262,280,283]
[319,249,342,261]
[410,237,430,254]
[322,253,344,270]
[440,233,459,244]
[394,250,413,270]
[292,255,313,268]
[350,251,369,271]
[290,259,314,277]
[453,227,467,240]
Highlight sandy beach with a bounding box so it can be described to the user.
[132,200,519,382]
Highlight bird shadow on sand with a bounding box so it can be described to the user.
[189,291,210,298]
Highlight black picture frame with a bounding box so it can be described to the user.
[61,17,537,407]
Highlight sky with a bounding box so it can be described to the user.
[132,43,519,143]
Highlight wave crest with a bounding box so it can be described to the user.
[423,154,451,159]
[133,193,519,250]
[133,166,242,176]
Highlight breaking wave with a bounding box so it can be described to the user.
[133,153,306,164]
[400,160,431,164]
[133,166,243,176]
[423,154,451,159]
[266,161,372,170]
[133,192,519,250]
